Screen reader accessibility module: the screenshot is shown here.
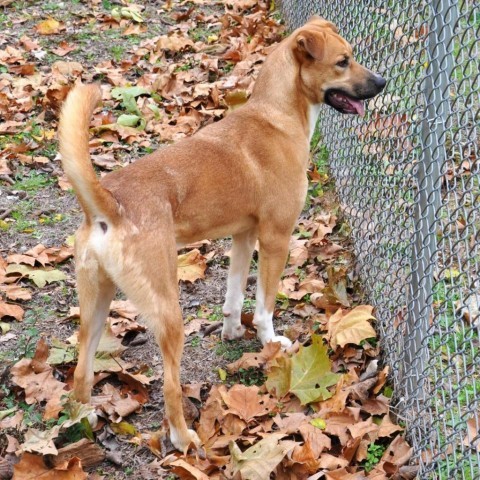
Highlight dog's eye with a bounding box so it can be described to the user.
[336,58,349,68]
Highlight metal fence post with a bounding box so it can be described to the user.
[405,0,457,403]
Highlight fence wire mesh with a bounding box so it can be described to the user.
[279,1,479,478]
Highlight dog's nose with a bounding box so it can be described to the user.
[372,73,386,90]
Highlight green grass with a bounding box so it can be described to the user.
[215,339,260,363]
[13,172,54,192]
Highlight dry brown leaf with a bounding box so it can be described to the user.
[10,339,67,419]
[226,341,282,373]
[463,417,480,451]
[221,384,277,423]
[0,299,24,321]
[169,459,209,480]
[13,454,87,480]
[378,413,403,438]
[327,306,377,350]
[177,249,207,282]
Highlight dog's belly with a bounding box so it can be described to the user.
[174,215,257,246]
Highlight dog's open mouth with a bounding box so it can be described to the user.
[325,89,365,116]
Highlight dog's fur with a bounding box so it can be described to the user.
[58,17,385,451]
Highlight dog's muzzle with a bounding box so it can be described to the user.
[325,73,386,116]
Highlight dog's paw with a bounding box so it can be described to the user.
[170,428,202,452]
[267,335,292,350]
[221,323,246,341]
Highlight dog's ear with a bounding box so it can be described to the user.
[296,31,326,61]
[307,15,338,33]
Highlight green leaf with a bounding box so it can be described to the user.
[111,86,149,100]
[60,399,95,430]
[218,368,227,381]
[310,417,326,429]
[0,321,11,334]
[6,264,66,288]
[47,338,76,365]
[289,335,340,405]
[117,114,141,127]
[110,421,137,436]
[0,406,17,421]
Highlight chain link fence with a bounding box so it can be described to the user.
[279,1,479,478]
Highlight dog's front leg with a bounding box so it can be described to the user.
[222,229,257,341]
[253,230,292,349]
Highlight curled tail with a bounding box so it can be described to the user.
[58,84,119,224]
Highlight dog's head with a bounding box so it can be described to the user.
[293,16,386,116]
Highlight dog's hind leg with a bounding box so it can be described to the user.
[222,228,257,341]
[73,250,116,404]
[114,230,201,452]
[253,228,293,348]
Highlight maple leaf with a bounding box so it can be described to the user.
[177,249,207,282]
[289,335,341,405]
[327,305,377,350]
[230,433,294,480]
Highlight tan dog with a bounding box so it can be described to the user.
[58,16,385,451]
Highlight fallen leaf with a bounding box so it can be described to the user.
[221,384,277,422]
[177,249,207,282]
[327,306,377,350]
[6,264,66,288]
[230,433,293,480]
[0,299,24,321]
[11,339,67,419]
[13,453,87,479]
[20,427,61,456]
[35,18,64,35]
[289,335,341,404]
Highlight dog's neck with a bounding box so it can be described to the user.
[249,44,312,141]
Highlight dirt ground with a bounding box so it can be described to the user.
[0,2,409,479]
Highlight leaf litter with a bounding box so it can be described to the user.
[0,0,414,478]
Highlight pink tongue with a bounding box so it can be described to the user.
[346,97,365,116]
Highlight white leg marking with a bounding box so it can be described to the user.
[253,283,291,349]
[222,273,246,340]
